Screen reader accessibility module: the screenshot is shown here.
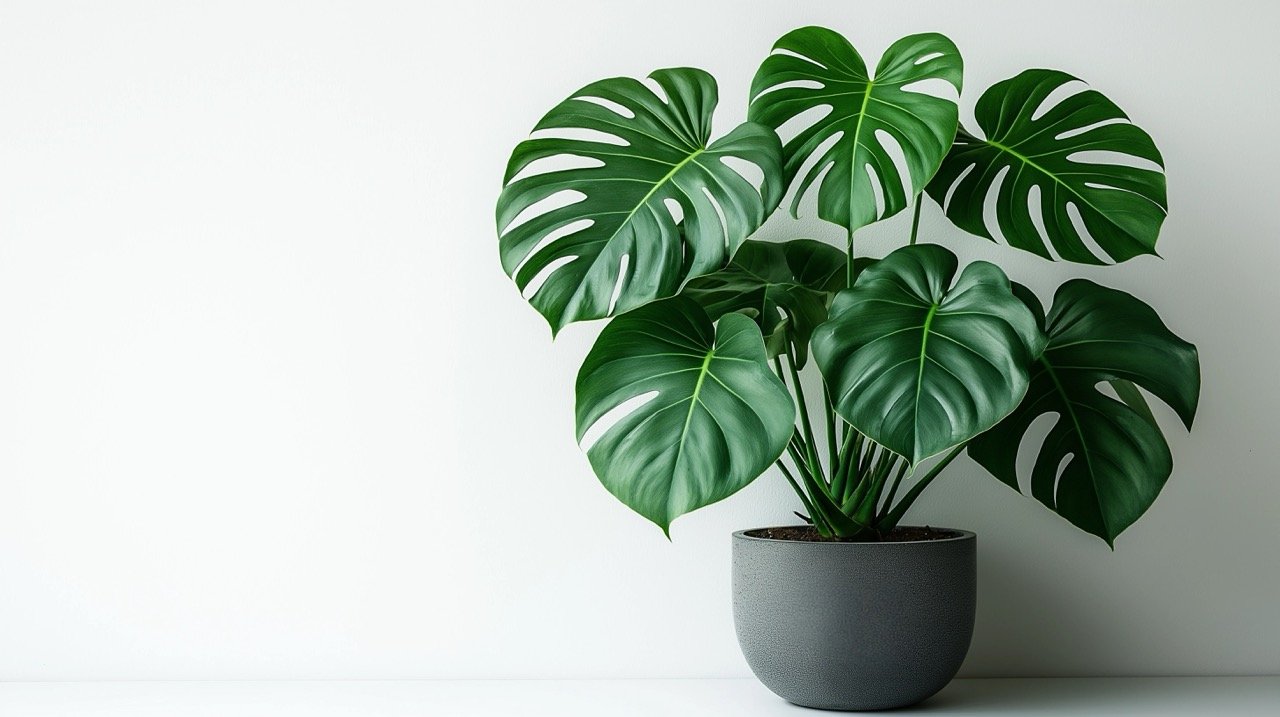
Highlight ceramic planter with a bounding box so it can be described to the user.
[732,527,976,711]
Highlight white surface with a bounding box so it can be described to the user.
[0,679,1276,716]
[1,0,1279,682]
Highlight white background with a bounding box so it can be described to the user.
[1,0,1277,681]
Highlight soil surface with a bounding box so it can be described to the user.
[744,525,963,543]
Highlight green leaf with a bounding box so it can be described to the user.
[575,297,795,533]
[812,244,1045,465]
[749,27,962,232]
[498,68,784,333]
[1111,379,1159,428]
[968,280,1199,545]
[926,69,1167,264]
[681,239,850,367]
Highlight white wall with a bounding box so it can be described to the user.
[1,0,1276,681]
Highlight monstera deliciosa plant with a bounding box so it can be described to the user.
[496,26,1199,546]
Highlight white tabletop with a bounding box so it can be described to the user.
[0,677,1275,716]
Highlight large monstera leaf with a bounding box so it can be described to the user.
[926,69,1167,264]
[812,245,1045,465]
[497,68,784,333]
[575,296,795,533]
[682,238,848,367]
[968,280,1199,545]
[749,27,962,232]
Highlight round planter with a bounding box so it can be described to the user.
[732,526,976,711]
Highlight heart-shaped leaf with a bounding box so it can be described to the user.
[926,69,1167,264]
[812,244,1045,464]
[498,68,784,333]
[968,280,1199,545]
[681,239,849,367]
[749,27,962,232]
[575,297,795,533]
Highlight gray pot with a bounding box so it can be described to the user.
[732,527,976,711]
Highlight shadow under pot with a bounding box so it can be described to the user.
[732,526,976,711]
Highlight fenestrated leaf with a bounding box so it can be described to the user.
[575,297,795,533]
[681,239,850,367]
[498,68,784,333]
[926,69,1167,264]
[812,244,1045,465]
[749,27,962,232]
[968,280,1199,545]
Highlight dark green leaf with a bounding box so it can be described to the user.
[968,280,1200,545]
[1111,379,1159,428]
[575,297,795,533]
[749,27,962,232]
[812,245,1045,465]
[498,68,784,333]
[681,239,849,367]
[927,69,1167,264]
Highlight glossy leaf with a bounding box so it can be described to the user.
[927,69,1167,264]
[749,27,962,232]
[968,280,1199,545]
[498,68,784,333]
[812,245,1045,464]
[575,297,795,533]
[682,239,849,367]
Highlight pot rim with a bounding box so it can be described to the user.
[733,525,975,545]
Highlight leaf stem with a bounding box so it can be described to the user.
[839,431,866,504]
[823,386,839,476]
[845,440,878,509]
[785,348,822,484]
[830,425,856,498]
[883,442,967,527]
[775,458,820,528]
[853,458,892,527]
[858,437,878,478]
[845,225,855,288]
[787,437,853,536]
[878,459,913,522]
[909,196,923,246]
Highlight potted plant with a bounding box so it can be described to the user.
[495,26,1200,711]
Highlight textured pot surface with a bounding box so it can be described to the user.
[732,527,976,711]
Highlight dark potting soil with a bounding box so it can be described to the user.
[745,525,963,543]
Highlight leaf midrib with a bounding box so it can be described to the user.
[620,147,705,237]
[985,137,1142,249]
[1038,355,1111,538]
[670,347,717,511]
[911,303,940,459]
[849,80,876,218]
[565,146,708,314]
